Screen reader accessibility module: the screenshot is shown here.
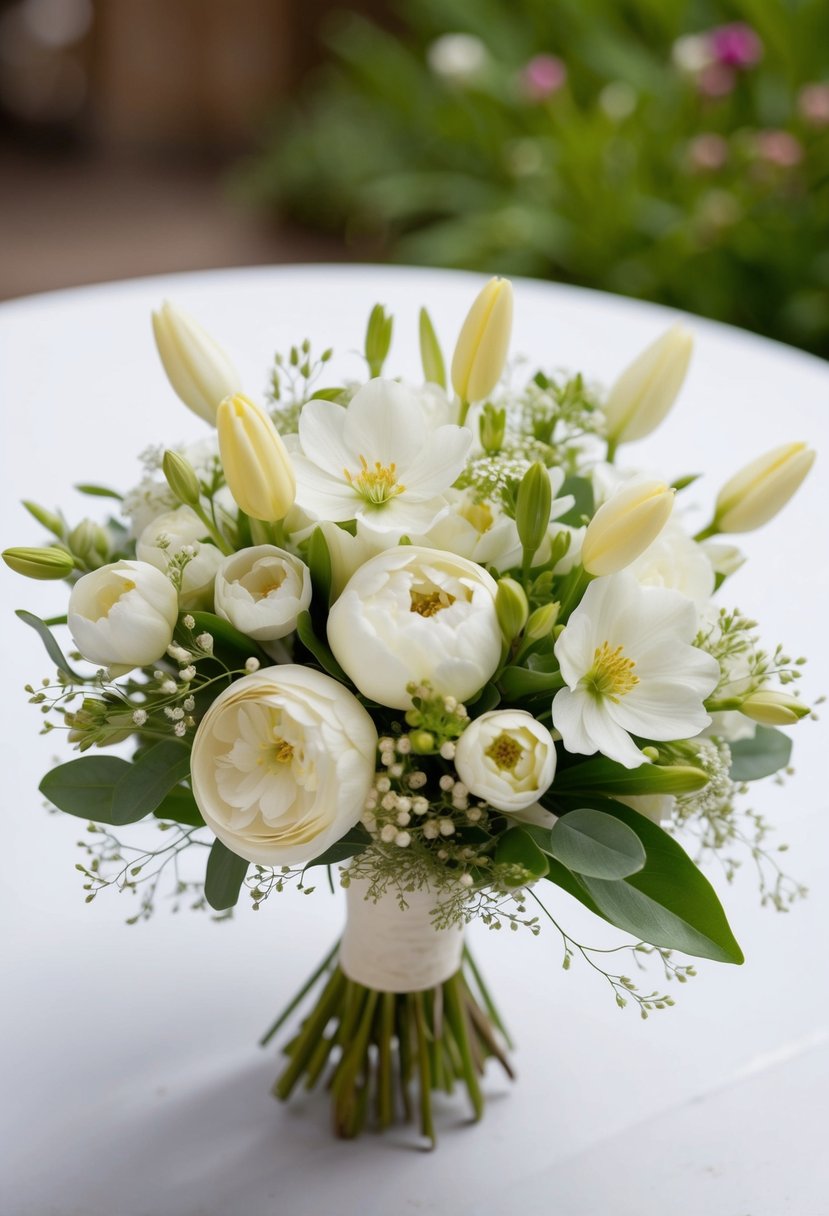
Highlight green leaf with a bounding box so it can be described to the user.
[495,827,549,885]
[40,755,132,821]
[304,824,371,870]
[295,611,349,682]
[153,786,204,827]
[311,387,349,402]
[112,739,192,824]
[467,682,501,716]
[418,306,446,388]
[729,726,793,782]
[548,807,646,878]
[205,839,249,910]
[557,476,594,527]
[306,526,333,611]
[499,665,564,699]
[553,756,710,796]
[184,611,266,662]
[16,610,84,680]
[74,483,123,501]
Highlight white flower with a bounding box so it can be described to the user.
[626,517,714,607]
[289,379,472,535]
[552,573,720,769]
[427,33,488,82]
[190,666,377,867]
[137,506,223,610]
[214,545,311,644]
[68,559,179,675]
[700,540,745,579]
[454,710,557,811]
[419,488,522,569]
[326,545,502,709]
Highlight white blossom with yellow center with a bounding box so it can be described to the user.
[289,379,472,534]
[454,709,557,812]
[552,572,720,768]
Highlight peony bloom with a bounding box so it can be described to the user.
[190,666,377,867]
[68,559,179,675]
[290,379,472,535]
[152,301,241,425]
[552,573,720,768]
[214,545,311,644]
[327,546,501,709]
[454,710,557,812]
[137,506,223,610]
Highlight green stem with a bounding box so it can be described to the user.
[693,521,720,542]
[457,398,471,426]
[412,993,435,1148]
[272,967,346,1100]
[192,502,234,555]
[463,946,513,1049]
[444,973,484,1122]
[606,437,618,463]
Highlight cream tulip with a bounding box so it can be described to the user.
[581,479,674,576]
[604,324,693,448]
[713,443,815,534]
[217,393,296,522]
[152,301,241,424]
[451,277,514,410]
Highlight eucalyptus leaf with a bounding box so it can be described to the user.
[495,827,549,884]
[205,839,249,910]
[40,755,132,821]
[112,739,192,824]
[153,786,204,827]
[548,807,646,878]
[304,824,371,870]
[729,726,792,782]
[16,610,84,680]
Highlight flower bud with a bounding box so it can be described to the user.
[69,519,97,559]
[479,403,506,454]
[216,394,296,522]
[2,546,75,580]
[740,689,811,726]
[419,307,446,389]
[582,479,674,576]
[714,442,815,533]
[22,500,63,537]
[162,450,201,507]
[604,325,693,445]
[515,462,552,560]
[365,304,393,378]
[152,301,241,424]
[451,277,514,404]
[68,559,179,673]
[525,602,559,640]
[495,577,529,641]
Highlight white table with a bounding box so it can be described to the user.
[1,266,827,1216]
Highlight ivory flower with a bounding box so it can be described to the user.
[152,301,241,424]
[603,325,693,446]
[451,277,514,405]
[190,667,377,867]
[290,379,471,534]
[217,394,296,522]
[137,506,223,610]
[327,546,501,708]
[581,478,674,576]
[552,573,720,768]
[455,710,557,811]
[68,559,179,674]
[627,518,714,607]
[714,442,815,533]
[214,545,311,643]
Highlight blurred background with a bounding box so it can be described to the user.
[1,0,827,356]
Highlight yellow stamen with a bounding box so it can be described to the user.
[583,641,639,702]
[94,579,135,619]
[410,589,456,617]
[259,735,294,767]
[344,455,406,506]
[459,500,494,535]
[485,732,523,772]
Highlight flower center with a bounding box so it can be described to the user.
[583,641,639,701]
[460,500,494,535]
[261,734,294,769]
[94,578,135,619]
[485,732,524,772]
[410,589,456,617]
[344,455,406,506]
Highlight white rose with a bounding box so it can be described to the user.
[214,545,311,643]
[454,710,557,811]
[68,559,179,674]
[326,545,502,709]
[190,666,377,867]
[627,517,714,607]
[137,506,223,610]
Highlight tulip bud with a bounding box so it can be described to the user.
[418,307,446,389]
[3,546,75,580]
[22,500,64,537]
[604,325,693,447]
[525,602,559,640]
[479,403,506,454]
[451,277,513,407]
[495,578,529,641]
[162,450,201,507]
[515,462,552,563]
[582,479,674,576]
[217,393,296,522]
[713,442,815,533]
[69,519,97,560]
[152,301,242,424]
[740,689,811,726]
[365,304,394,378]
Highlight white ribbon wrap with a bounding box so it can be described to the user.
[339,876,464,993]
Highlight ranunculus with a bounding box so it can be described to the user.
[326,546,501,709]
[190,666,377,867]
[68,559,179,674]
[213,545,311,644]
[454,710,557,811]
[137,506,223,610]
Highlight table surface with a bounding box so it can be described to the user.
[1,265,827,1216]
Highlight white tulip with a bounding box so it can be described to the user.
[214,545,311,644]
[603,324,693,447]
[713,442,815,533]
[152,301,241,424]
[581,478,674,576]
[68,559,179,674]
[455,710,557,812]
[190,666,377,867]
[327,546,502,709]
[137,506,223,610]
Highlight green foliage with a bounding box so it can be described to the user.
[40,740,193,827]
[729,724,793,780]
[546,807,646,878]
[305,824,372,869]
[205,839,249,910]
[243,0,829,354]
[16,610,84,680]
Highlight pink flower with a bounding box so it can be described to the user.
[697,63,736,98]
[520,54,567,101]
[754,130,803,167]
[688,133,729,172]
[709,23,763,69]
[798,83,829,127]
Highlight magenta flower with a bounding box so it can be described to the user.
[798,83,829,127]
[755,130,803,168]
[697,63,736,98]
[520,54,567,101]
[709,23,763,69]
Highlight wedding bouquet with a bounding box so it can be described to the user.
[4,277,816,1145]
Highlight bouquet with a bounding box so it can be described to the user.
[3,276,816,1146]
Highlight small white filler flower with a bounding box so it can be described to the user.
[552,573,720,769]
